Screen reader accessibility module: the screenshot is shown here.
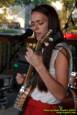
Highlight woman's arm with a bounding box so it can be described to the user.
[25,47,70,100]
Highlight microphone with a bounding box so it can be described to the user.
[17,28,33,41]
[22,28,33,38]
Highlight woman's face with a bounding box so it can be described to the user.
[31,11,48,41]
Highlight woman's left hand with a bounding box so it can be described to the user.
[25,47,43,69]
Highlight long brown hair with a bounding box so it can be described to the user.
[31,4,64,92]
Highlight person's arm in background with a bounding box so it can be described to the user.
[13,73,26,92]
[16,73,26,85]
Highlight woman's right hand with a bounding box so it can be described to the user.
[16,73,26,85]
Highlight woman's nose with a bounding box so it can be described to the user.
[33,24,39,31]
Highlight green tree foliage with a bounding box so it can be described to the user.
[62,0,75,10]
[0,0,52,7]
[15,0,51,5]
[0,0,15,7]
[31,0,51,5]
[0,0,74,7]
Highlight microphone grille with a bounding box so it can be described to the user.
[25,28,33,36]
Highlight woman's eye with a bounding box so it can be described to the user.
[39,22,44,25]
[31,21,44,28]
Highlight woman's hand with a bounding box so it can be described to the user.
[16,73,26,85]
[25,47,43,69]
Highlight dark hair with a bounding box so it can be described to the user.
[31,4,64,92]
[32,4,64,43]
